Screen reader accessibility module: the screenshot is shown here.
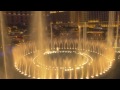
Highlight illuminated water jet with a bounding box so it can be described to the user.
[12,11,115,79]
[13,39,115,79]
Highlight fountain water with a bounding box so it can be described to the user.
[13,40,115,79]
[50,22,53,50]
[0,11,8,79]
[115,15,119,48]
[107,11,115,47]
[12,11,116,79]
[83,22,87,41]
[30,11,48,52]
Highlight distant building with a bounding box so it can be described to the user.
[4,11,120,26]
[4,11,32,28]
[48,11,70,23]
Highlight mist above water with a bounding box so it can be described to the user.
[30,11,48,52]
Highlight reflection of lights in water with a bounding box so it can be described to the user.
[12,40,115,79]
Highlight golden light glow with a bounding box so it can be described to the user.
[11,11,116,79]
[12,39,115,79]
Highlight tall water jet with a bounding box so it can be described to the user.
[115,15,119,48]
[107,11,115,47]
[30,11,48,53]
[12,11,116,79]
[83,22,87,51]
[83,22,87,41]
[0,11,9,79]
[50,22,53,50]
[70,11,77,23]
[78,25,81,49]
